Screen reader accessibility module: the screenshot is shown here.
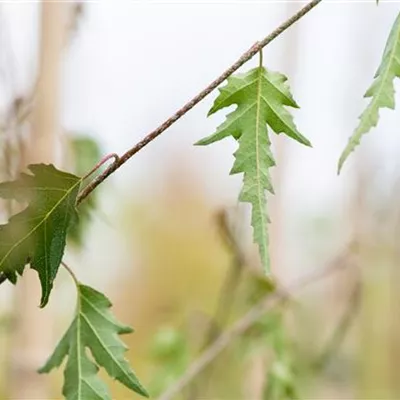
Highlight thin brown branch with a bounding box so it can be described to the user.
[157,244,355,400]
[81,153,119,180]
[76,0,322,206]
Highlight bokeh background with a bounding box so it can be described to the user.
[0,0,400,399]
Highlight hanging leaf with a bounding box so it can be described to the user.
[40,284,149,400]
[196,66,310,273]
[0,164,81,307]
[338,12,400,172]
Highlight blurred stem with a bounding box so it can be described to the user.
[158,244,354,400]
[186,210,244,399]
[312,278,361,371]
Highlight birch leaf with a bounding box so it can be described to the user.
[0,164,81,306]
[338,12,400,172]
[196,67,310,273]
[40,284,148,400]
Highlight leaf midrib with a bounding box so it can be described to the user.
[255,65,267,249]
[79,299,134,385]
[0,179,81,271]
[362,16,400,124]
[76,314,83,400]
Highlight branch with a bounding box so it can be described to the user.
[82,153,119,180]
[157,244,355,400]
[76,0,322,206]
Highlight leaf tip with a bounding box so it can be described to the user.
[304,138,313,148]
[138,385,150,398]
[119,325,134,335]
[194,138,207,146]
[37,364,50,374]
[39,292,50,308]
[207,107,217,117]
[337,149,350,175]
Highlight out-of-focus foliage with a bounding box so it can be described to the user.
[263,314,299,400]
[238,274,299,399]
[112,169,238,399]
[148,326,189,396]
[67,135,102,246]
[110,166,304,399]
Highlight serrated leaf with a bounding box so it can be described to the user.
[0,164,81,306]
[40,284,149,400]
[338,12,400,172]
[196,67,310,273]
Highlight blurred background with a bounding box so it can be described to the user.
[0,0,400,399]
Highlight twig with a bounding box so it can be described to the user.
[76,0,322,206]
[82,153,119,180]
[61,261,80,288]
[157,245,354,400]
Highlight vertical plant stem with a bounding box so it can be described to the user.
[186,245,243,398]
[313,279,361,370]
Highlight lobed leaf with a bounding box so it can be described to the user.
[196,67,310,273]
[338,12,400,172]
[40,284,148,400]
[0,164,81,306]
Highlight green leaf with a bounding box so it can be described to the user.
[67,135,102,246]
[196,67,310,273]
[0,164,81,307]
[40,284,149,400]
[338,12,400,173]
[149,326,189,396]
[263,313,299,400]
